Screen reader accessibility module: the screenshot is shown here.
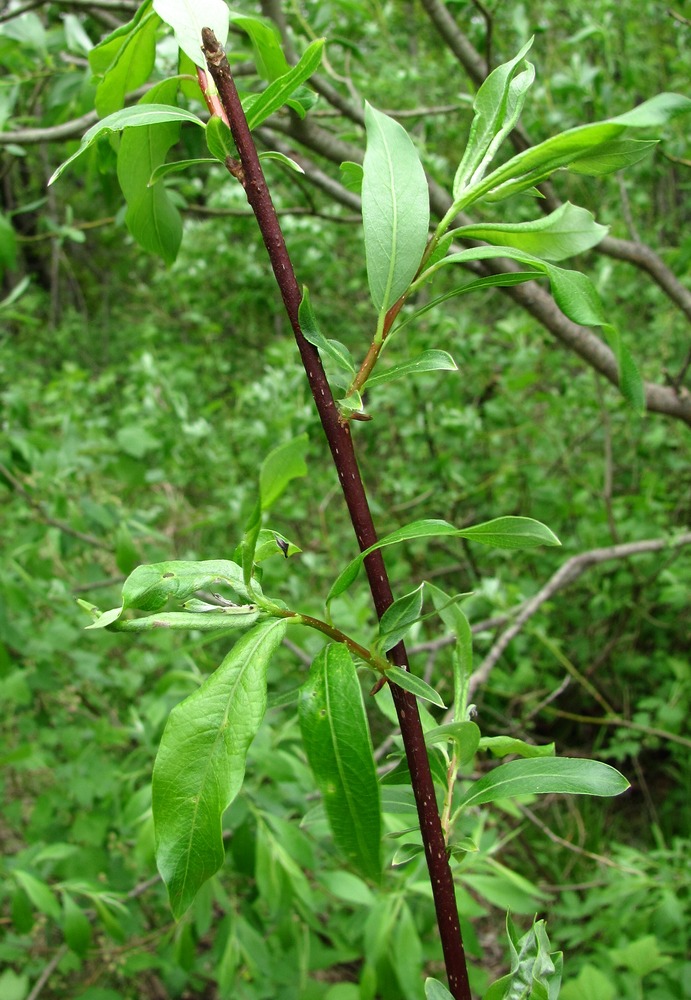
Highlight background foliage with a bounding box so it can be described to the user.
[0,1,689,998]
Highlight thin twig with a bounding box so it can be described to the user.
[470,533,691,693]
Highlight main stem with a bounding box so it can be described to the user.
[201,30,471,1000]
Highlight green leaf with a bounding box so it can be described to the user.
[340,160,363,195]
[153,0,230,67]
[228,13,289,81]
[149,158,218,184]
[385,665,446,709]
[425,979,455,1000]
[299,287,356,374]
[153,618,287,917]
[362,103,430,314]
[62,893,92,956]
[245,39,325,131]
[259,434,309,512]
[454,202,607,262]
[0,213,17,272]
[366,350,458,388]
[567,138,659,176]
[458,757,630,811]
[604,324,645,414]
[327,517,559,604]
[100,608,260,632]
[13,871,61,921]
[466,93,691,207]
[258,150,305,174]
[298,644,382,881]
[426,582,472,721]
[377,583,424,651]
[453,38,535,197]
[205,115,235,162]
[121,559,252,612]
[117,80,184,265]
[426,721,481,765]
[48,104,205,185]
[479,736,556,759]
[92,8,160,117]
[483,915,563,1000]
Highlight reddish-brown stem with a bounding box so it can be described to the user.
[201,28,471,1000]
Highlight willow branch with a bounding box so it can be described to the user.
[201,28,470,1000]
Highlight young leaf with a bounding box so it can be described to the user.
[298,644,382,882]
[327,517,559,604]
[377,583,424,651]
[117,80,183,265]
[479,736,556,759]
[149,158,217,184]
[340,160,363,195]
[206,115,235,162]
[228,12,290,81]
[425,979,455,1000]
[245,38,325,131]
[427,582,473,722]
[48,105,205,185]
[426,721,481,766]
[100,609,260,632]
[385,665,446,709]
[153,618,287,918]
[483,915,563,1000]
[152,0,230,67]
[259,434,309,512]
[121,559,252,611]
[453,38,535,197]
[259,150,305,174]
[92,8,160,117]
[458,757,629,811]
[453,202,608,262]
[362,103,430,314]
[299,287,356,374]
[366,350,458,388]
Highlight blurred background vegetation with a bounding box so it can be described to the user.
[0,1,689,998]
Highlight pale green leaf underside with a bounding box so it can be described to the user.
[458,757,629,810]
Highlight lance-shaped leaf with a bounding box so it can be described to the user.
[259,434,309,512]
[377,583,424,651]
[453,202,608,262]
[153,0,229,67]
[228,12,290,81]
[245,38,325,131]
[466,92,691,207]
[48,104,205,185]
[365,350,458,388]
[299,286,356,375]
[327,517,560,604]
[453,37,535,197]
[117,79,183,264]
[298,644,382,882]
[91,5,160,117]
[90,608,260,632]
[384,665,446,709]
[458,757,629,811]
[153,618,287,917]
[362,104,430,314]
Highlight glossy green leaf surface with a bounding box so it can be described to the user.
[366,350,458,388]
[153,618,287,917]
[298,644,382,881]
[299,287,356,374]
[48,104,205,185]
[92,8,159,117]
[228,13,289,81]
[426,721,481,765]
[153,0,229,67]
[259,434,309,511]
[385,665,446,708]
[362,103,430,314]
[122,559,252,611]
[377,583,424,651]
[454,202,608,262]
[425,979,455,1000]
[458,757,630,811]
[453,38,535,196]
[245,39,325,131]
[117,80,183,265]
[205,115,234,162]
[96,609,261,632]
[327,517,560,604]
[479,736,556,759]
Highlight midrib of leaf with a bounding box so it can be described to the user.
[378,115,400,314]
[324,657,372,863]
